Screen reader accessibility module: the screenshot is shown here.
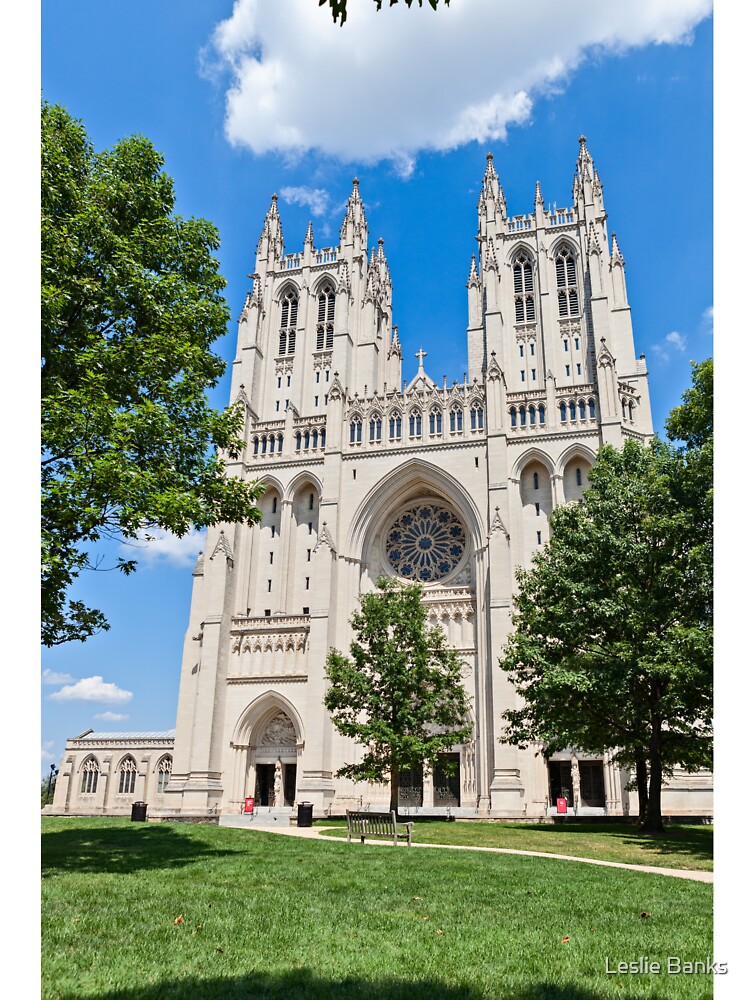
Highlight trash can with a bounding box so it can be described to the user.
[297,801,313,828]
[131,801,147,822]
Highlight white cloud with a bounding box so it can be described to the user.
[206,0,712,165]
[94,711,130,722]
[651,330,687,363]
[49,676,133,705]
[42,669,75,685]
[280,186,331,216]
[666,331,687,351]
[120,527,205,568]
[701,305,714,335]
[41,741,55,765]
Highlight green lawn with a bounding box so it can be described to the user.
[316,820,713,872]
[42,818,713,1000]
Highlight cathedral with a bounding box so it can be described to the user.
[48,138,713,822]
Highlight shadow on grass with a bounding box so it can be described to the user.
[56,972,643,1000]
[525,822,713,867]
[42,823,236,878]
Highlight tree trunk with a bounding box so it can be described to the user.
[390,760,400,820]
[643,728,664,833]
[635,758,649,824]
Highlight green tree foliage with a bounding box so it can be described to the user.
[320,0,449,28]
[665,358,713,453]
[324,577,472,814]
[498,438,712,833]
[42,103,263,646]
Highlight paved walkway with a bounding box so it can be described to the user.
[233,822,713,883]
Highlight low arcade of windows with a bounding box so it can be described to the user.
[253,433,284,457]
[509,403,546,429]
[296,427,326,451]
[559,397,596,424]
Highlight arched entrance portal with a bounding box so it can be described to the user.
[253,710,298,807]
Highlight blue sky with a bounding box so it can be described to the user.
[38,1,715,775]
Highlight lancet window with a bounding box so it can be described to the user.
[80,757,99,795]
[555,245,580,318]
[157,756,172,794]
[118,756,137,795]
[278,289,298,356]
[316,283,335,350]
[513,252,536,323]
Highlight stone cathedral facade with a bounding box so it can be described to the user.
[49,139,713,821]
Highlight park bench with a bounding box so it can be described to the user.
[346,810,414,846]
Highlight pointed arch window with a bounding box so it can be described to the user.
[471,405,484,430]
[513,253,536,323]
[588,399,596,419]
[369,415,382,442]
[529,405,536,426]
[520,406,527,427]
[539,405,546,425]
[279,289,298,355]
[510,407,517,428]
[409,410,422,437]
[316,283,335,351]
[118,756,137,795]
[450,406,463,432]
[350,417,362,444]
[555,245,579,317]
[560,403,567,422]
[429,407,442,435]
[157,756,172,794]
[579,400,586,420]
[80,757,99,794]
[389,413,402,440]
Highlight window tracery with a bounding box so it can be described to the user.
[385,503,467,583]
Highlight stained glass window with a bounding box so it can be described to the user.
[385,504,467,583]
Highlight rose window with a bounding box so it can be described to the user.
[385,503,467,583]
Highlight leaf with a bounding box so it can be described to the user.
[435,929,443,935]
[216,947,224,953]
[561,936,570,943]
[173,914,184,925]
[412,896,423,900]
[640,911,650,919]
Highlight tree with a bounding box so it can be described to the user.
[498,438,712,833]
[320,0,450,28]
[42,103,263,646]
[324,576,472,814]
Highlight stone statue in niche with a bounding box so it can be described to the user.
[273,759,283,807]
[259,711,296,747]
[570,753,581,811]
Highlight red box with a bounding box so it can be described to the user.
[556,797,568,814]
[244,796,255,814]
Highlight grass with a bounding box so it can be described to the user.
[316,820,713,872]
[42,818,713,1000]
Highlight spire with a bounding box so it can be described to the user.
[611,232,624,265]
[304,219,314,247]
[256,193,284,264]
[479,152,507,222]
[340,176,368,245]
[376,237,385,263]
[467,253,481,289]
[389,325,402,359]
[484,236,499,272]
[573,135,603,214]
[534,180,544,209]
